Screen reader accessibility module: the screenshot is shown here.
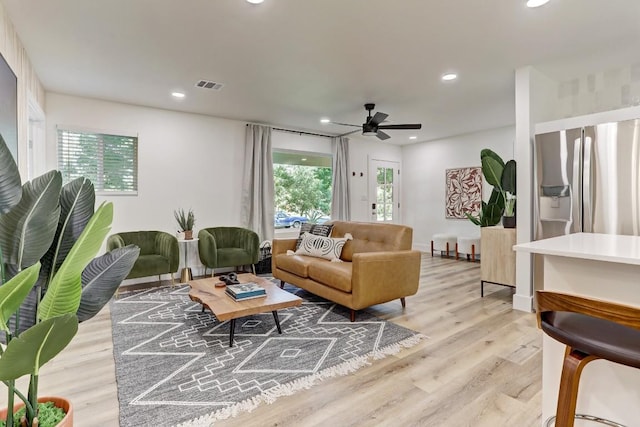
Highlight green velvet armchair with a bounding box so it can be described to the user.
[107,230,179,285]
[198,227,260,275]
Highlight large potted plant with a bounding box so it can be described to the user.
[466,149,516,228]
[0,135,139,426]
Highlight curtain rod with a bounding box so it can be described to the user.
[245,123,333,139]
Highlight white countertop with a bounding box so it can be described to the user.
[513,232,640,265]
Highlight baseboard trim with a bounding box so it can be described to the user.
[512,293,534,313]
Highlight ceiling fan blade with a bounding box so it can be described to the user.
[339,129,360,137]
[368,112,388,126]
[376,130,391,140]
[330,121,360,128]
[377,124,422,130]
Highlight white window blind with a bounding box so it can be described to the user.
[57,128,138,194]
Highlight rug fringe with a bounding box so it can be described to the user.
[176,333,427,427]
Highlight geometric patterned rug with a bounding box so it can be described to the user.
[110,279,427,426]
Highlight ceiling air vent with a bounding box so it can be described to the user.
[195,80,224,90]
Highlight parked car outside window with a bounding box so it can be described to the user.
[274,211,309,228]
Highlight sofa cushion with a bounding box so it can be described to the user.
[330,221,413,261]
[295,223,333,250]
[274,253,316,277]
[308,261,353,293]
[295,233,352,261]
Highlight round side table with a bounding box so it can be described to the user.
[178,238,199,283]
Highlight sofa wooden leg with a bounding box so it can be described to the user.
[400,297,406,308]
[280,280,285,289]
[350,309,356,322]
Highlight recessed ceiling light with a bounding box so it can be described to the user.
[171,92,185,98]
[442,73,458,81]
[320,118,331,124]
[246,0,264,4]
[409,136,417,140]
[526,0,550,7]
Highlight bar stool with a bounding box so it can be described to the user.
[536,290,640,427]
[456,236,480,261]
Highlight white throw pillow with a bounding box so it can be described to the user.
[292,232,353,262]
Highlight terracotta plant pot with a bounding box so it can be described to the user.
[0,396,73,427]
[184,230,193,240]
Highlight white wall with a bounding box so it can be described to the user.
[402,127,515,251]
[46,93,247,236]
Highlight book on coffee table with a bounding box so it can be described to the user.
[225,282,266,300]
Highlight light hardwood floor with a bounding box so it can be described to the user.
[11,255,543,426]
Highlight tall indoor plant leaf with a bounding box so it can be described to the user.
[0,134,21,215]
[0,263,40,332]
[0,170,61,270]
[76,245,139,322]
[37,202,113,321]
[40,177,96,285]
[0,314,78,381]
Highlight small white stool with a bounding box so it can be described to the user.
[431,234,457,258]
[456,236,480,262]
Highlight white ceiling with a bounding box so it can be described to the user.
[3,0,640,145]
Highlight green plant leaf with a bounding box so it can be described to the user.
[0,313,78,380]
[40,177,95,285]
[502,159,517,195]
[481,156,504,189]
[0,133,22,214]
[480,148,505,168]
[77,245,139,322]
[488,187,505,209]
[0,263,40,332]
[465,212,481,226]
[38,202,113,322]
[0,170,62,270]
[483,202,504,226]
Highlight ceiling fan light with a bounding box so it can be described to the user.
[526,0,550,8]
[362,131,378,137]
[320,118,330,124]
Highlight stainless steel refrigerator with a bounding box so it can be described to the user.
[534,118,640,241]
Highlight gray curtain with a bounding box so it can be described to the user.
[331,136,351,221]
[241,124,274,241]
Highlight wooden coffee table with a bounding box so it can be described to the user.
[188,273,302,347]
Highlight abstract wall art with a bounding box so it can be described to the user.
[445,167,482,219]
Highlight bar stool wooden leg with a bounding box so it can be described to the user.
[471,244,476,262]
[555,347,599,427]
[455,243,459,260]
[446,242,450,258]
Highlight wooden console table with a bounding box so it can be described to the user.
[480,226,516,296]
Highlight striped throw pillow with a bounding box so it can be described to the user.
[295,223,333,250]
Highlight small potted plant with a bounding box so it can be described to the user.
[174,208,195,240]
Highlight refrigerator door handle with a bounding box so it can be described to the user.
[573,134,582,233]
[583,132,593,232]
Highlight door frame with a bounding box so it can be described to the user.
[368,157,401,224]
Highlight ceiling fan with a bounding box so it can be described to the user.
[329,103,422,140]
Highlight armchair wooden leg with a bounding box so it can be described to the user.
[252,264,256,275]
[554,348,598,427]
[350,309,356,322]
[400,297,406,308]
[211,269,215,278]
[171,274,175,287]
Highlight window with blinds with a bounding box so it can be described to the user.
[57,128,138,194]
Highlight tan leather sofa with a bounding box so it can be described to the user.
[272,221,421,321]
